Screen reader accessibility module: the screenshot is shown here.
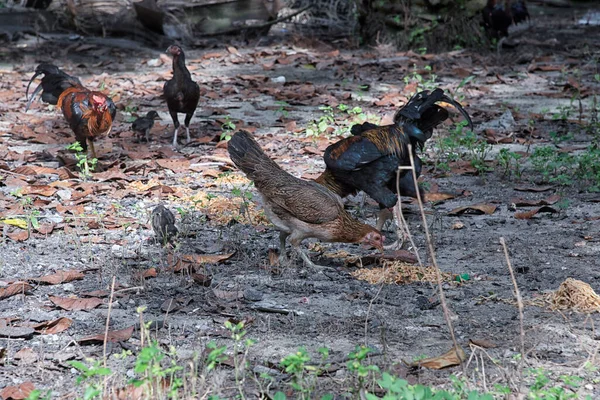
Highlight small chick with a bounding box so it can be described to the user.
[151,204,178,245]
[132,111,161,143]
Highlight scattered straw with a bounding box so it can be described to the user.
[545,278,600,313]
[351,261,454,285]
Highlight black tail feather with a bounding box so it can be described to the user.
[25,63,81,112]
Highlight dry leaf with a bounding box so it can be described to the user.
[78,325,135,345]
[514,206,558,219]
[14,347,38,364]
[7,230,29,242]
[514,185,554,192]
[424,192,456,202]
[0,381,35,400]
[510,195,561,207]
[33,317,73,334]
[469,339,497,348]
[32,270,84,285]
[21,185,56,197]
[192,273,212,286]
[112,384,145,400]
[0,282,32,299]
[49,296,103,311]
[448,204,497,216]
[409,346,466,370]
[134,268,157,280]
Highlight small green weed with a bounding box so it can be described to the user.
[67,141,97,180]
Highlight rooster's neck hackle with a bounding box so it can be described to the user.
[367,125,407,158]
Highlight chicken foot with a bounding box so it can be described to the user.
[376,208,409,250]
[279,232,333,272]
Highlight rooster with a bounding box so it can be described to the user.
[25,64,116,159]
[228,130,384,270]
[163,45,200,147]
[482,0,529,45]
[315,89,473,234]
[132,110,161,142]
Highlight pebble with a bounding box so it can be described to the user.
[63,283,75,292]
[271,76,286,83]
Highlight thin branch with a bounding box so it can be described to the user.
[500,237,526,376]
[407,145,464,373]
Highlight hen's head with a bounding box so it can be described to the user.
[167,45,182,57]
[361,230,385,252]
[91,94,108,113]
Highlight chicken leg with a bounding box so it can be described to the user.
[88,139,97,160]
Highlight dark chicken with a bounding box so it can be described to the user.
[132,110,161,142]
[163,45,200,147]
[151,204,178,245]
[25,63,116,159]
[228,130,384,270]
[482,0,529,42]
[315,89,473,231]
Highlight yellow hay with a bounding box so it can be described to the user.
[179,190,269,226]
[351,261,454,285]
[544,278,600,313]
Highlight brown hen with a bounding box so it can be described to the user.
[227,130,384,270]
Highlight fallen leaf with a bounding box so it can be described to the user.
[112,384,145,400]
[0,381,35,400]
[32,270,84,285]
[514,185,554,192]
[14,347,38,364]
[424,192,456,202]
[6,229,29,242]
[33,317,73,334]
[448,204,497,216]
[408,346,466,369]
[510,195,560,207]
[452,221,465,230]
[135,267,158,280]
[78,325,134,345]
[21,185,57,197]
[1,218,28,229]
[168,253,235,272]
[192,273,212,286]
[469,339,497,348]
[49,296,103,311]
[268,248,279,266]
[0,282,32,299]
[514,206,559,219]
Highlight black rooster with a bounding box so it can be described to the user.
[315,89,473,234]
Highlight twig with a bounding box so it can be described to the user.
[407,146,464,374]
[394,165,423,267]
[364,281,385,346]
[500,237,526,375]
[102,276,116,395]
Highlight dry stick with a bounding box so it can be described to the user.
[407,146,464,373]
[394,165,423,267]
[364,280,386,346]
[500,237,526,375]
[102,276,117,395]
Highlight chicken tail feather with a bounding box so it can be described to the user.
[228,130,281,179]
[25,63,82,112]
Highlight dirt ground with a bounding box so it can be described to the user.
[1,3,600,399]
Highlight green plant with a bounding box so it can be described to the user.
[68,359,112,400]
[403,64,438,93]
[67,141,97,180]
[496,148,524,180]
[347,346,380,394]
[224,320,256,399]
[220,116,236,141]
